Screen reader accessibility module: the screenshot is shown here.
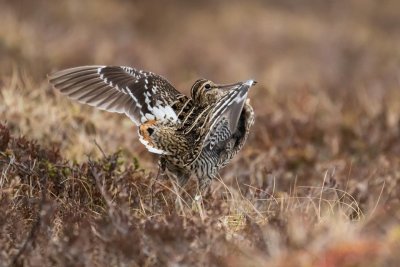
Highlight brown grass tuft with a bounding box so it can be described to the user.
[1,0,400,266]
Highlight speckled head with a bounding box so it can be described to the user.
[190,79,256,106]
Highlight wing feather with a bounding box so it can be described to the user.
[49,65,188,125]
[202,82,251,147]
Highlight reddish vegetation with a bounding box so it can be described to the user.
[1,0,400,266]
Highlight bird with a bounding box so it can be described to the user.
[48,65,256,192]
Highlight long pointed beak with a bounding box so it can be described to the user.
[214,79,256,111]
[244,80,257,86]
[217,79,257,89]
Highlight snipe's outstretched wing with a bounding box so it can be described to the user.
[203,80,255,150]
[48,65,188,125]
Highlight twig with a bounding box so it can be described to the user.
[89,162,128,234]
[10,173,47,267]
[93,139,106,158]
[150,160,165,211]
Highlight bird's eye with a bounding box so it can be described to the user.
[204,83,211,89]
[147,127,154,136]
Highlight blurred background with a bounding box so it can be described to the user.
[2,0,399,87]
[2,2,400,265]
[1,0,400,188]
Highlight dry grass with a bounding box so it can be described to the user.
[1,0,400,266]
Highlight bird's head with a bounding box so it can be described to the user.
[190,79,224,105]
[190,79,256,106]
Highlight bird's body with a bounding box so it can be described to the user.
[49,65,255,191]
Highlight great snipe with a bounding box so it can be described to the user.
[49,66,256,191]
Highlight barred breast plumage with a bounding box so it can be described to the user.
[48,65,256,192]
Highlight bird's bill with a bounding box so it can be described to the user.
[216,80,257,90]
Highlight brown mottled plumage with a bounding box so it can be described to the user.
[49,65,256,191]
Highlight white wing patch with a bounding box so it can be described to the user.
[139,92,178,123]
[139,105,178,123]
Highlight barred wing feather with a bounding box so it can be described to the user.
[48,65,187,125]
[203,80,253,149]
